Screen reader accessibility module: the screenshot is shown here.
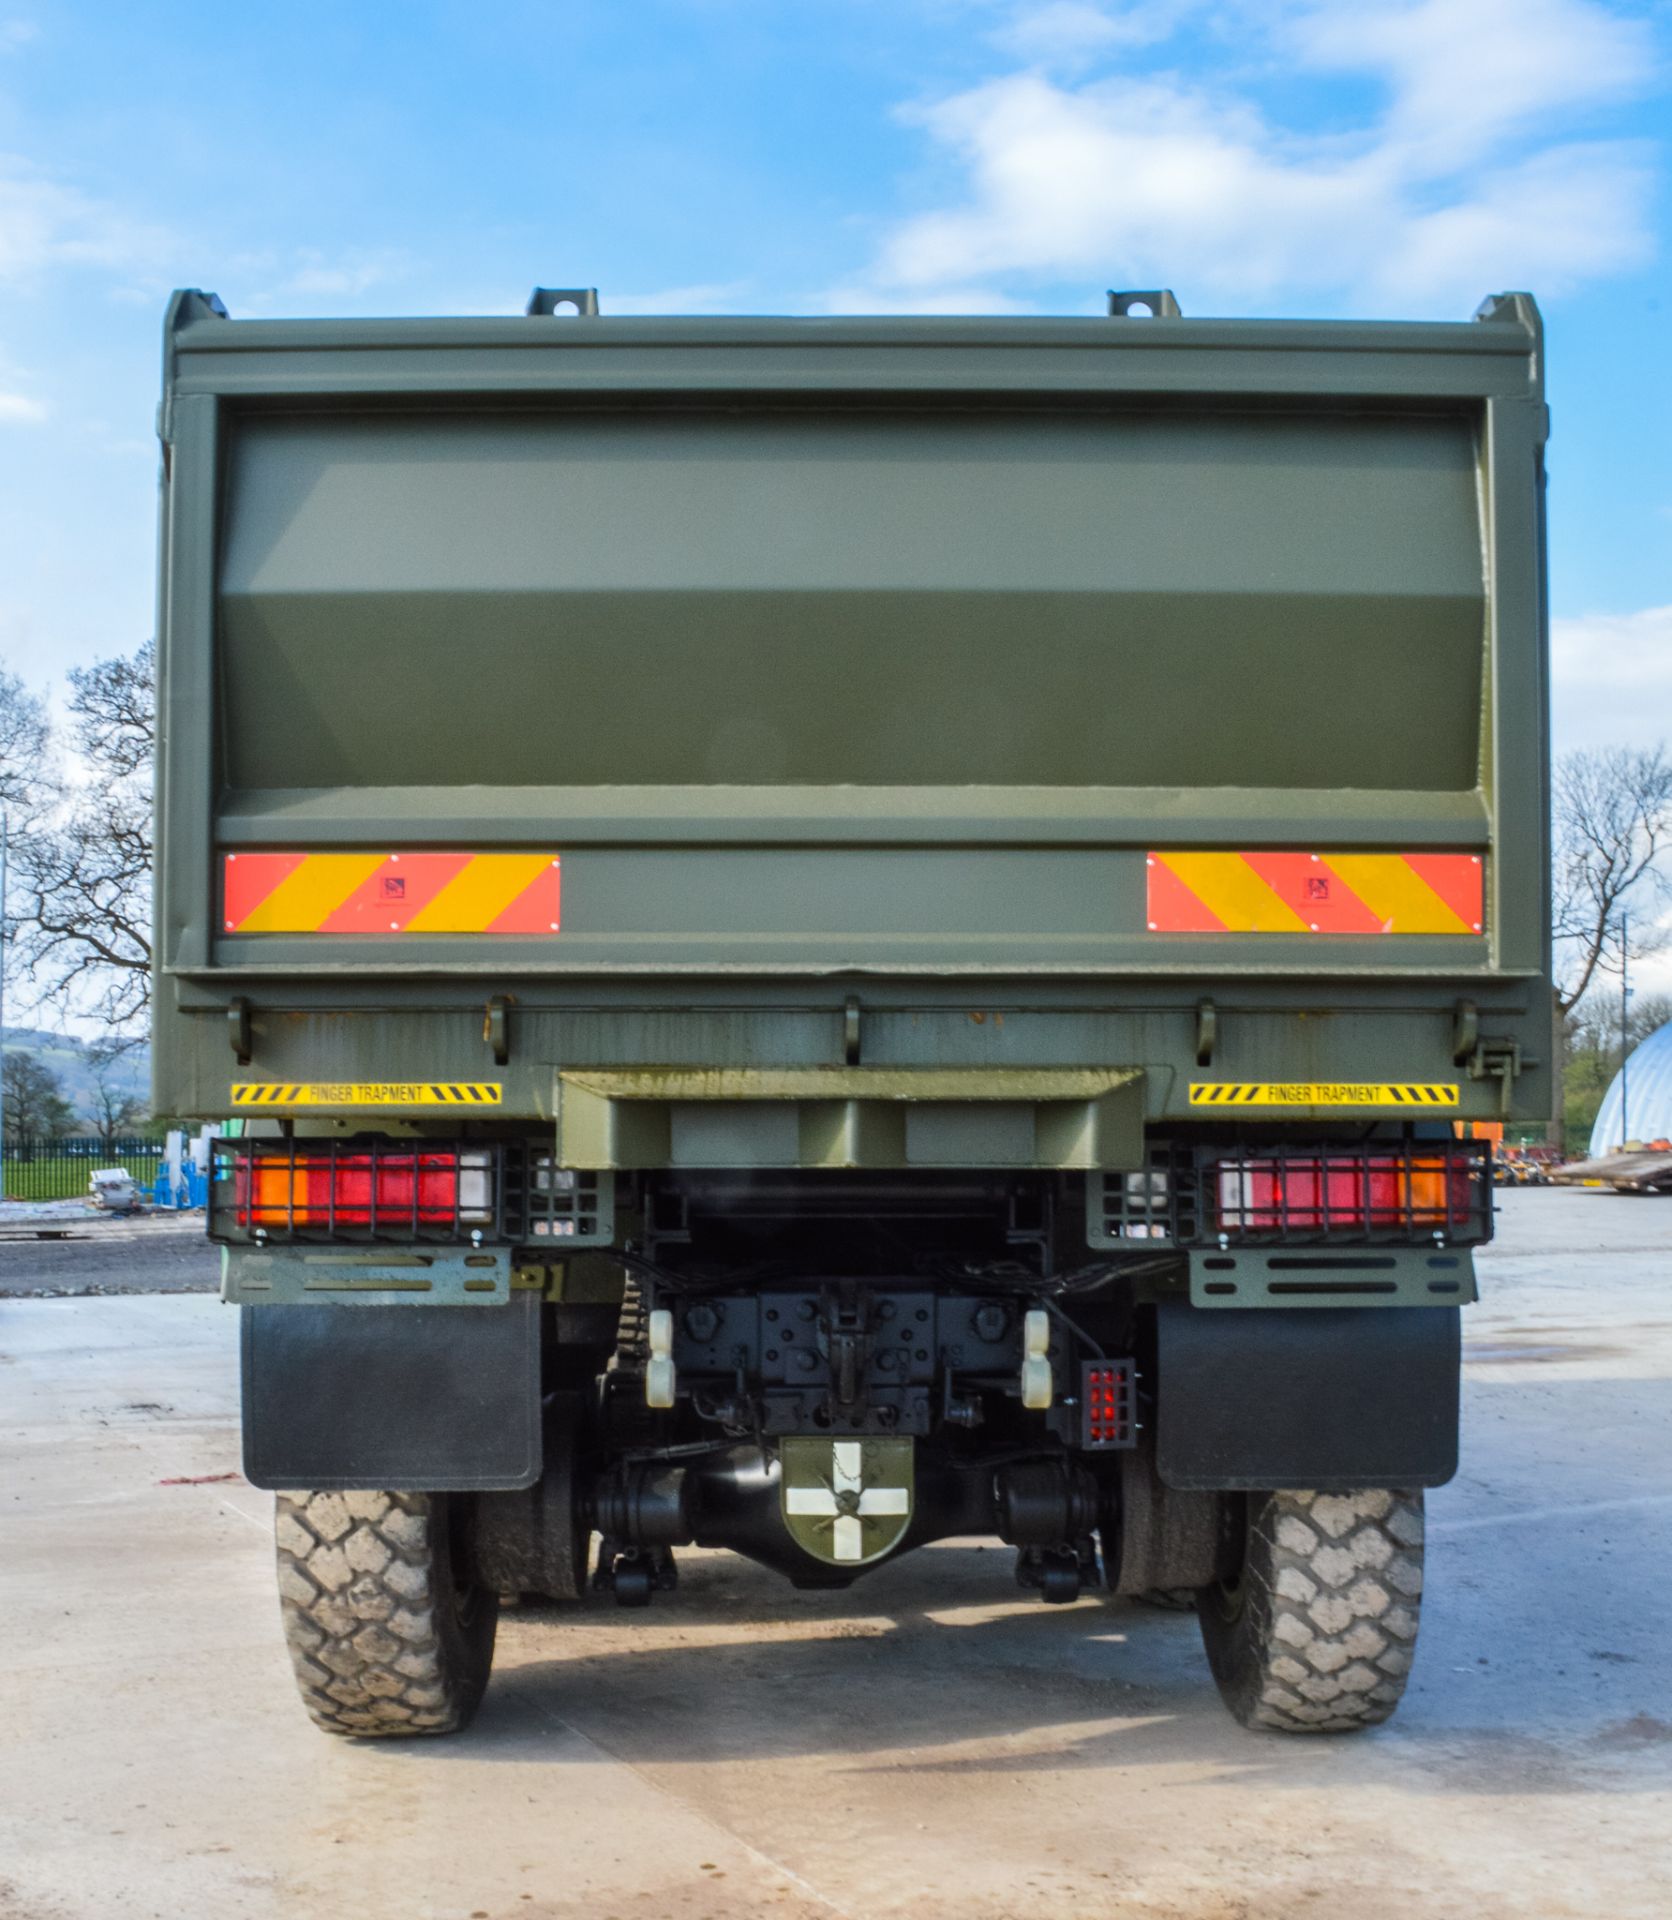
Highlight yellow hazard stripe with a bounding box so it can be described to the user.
[230,1083,503,1108]
[232,855,385,935]
[402,855,553,933]
[1320,854,1472,935]
[1156,853,1311,933]
[1189,1082,1460,1108]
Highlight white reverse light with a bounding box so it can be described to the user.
[645,1309,676,1409]
[1021,1308,1053,1410]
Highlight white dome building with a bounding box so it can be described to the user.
[1589,1019,1672,1155]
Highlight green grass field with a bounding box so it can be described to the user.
[2,1147,166,1204]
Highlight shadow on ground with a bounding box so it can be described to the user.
[404,1533,1672,1799]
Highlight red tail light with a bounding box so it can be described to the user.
[1215,1151,1479,1239]
[234,1148,492,1231]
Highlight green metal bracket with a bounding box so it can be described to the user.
[526,287,599,316]
[228,996,252,1066]
[222,1245,512,1306]
[1108,289,1181,317]
[485,994,511,1066]
[1467,1038,1524,1116]
[1189,1245,1476,1309]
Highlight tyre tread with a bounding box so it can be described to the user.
[1207,1488,1424,1735]
[275,1489,490,1738]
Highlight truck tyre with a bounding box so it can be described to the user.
[274,1489,498,1737]
[1197,1489,1424,1733]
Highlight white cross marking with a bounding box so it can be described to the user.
[784,1440,909,1561]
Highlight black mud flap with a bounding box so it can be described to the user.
[1155,1302,1459,1491]
[241,1293,542,1492]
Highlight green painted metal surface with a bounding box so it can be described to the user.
[551,1066,1144,1170]
[220,1244,513,1306]
[1183,1246,1478,1310]
[218,409,1482,792]
[153,290,1553,1148]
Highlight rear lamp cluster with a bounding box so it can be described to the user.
[1114,1168,1172,1239]
[1105,1140,1489,1246]
[1215,1152,1478,1238]
[230,1143,492,1235]
[1080,1360,1135,1450]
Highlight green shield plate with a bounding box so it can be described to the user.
[780,1436,916,1566]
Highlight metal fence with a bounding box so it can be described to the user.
[1,1136,169,1203]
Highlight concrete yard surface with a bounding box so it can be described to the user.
[2,1188,1670,1919]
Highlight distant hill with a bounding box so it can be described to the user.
[2,1029,150,1129]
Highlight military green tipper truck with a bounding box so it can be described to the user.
[154,285,1551,1738]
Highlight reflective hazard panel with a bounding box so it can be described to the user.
[231,1083,502,1108]
[1190,1083,1460,1108]
[1147,852,1482,935]
[222,853,560,934]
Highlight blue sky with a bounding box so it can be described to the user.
[0,0,1667,751]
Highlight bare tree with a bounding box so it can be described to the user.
[1584,988,1672,1053]
[1548,745,1672,1148]
[0,666,54,820]
[0,673,56,1157]
[1553,745,1672,1011]
[13,642,153,1041]
[1630,991,1672,1046]
[2,1051,75,1149]
[84,1042,148,1155]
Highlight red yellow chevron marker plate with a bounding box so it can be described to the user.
[1147,852,1482,935]
[223,853,560,935]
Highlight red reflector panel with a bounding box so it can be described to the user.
[1079,1359,1137,1450]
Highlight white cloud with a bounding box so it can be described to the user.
[840,0,1659,313]
[1552,607,1672,756]
[605,282,754,315]
[821,280,1038,315]
[225,247,414,314]
[991,2,1185,65]
[0,389,45,423]
[0,159,164,283]
[1291,0,1652,176]
[0,20,38,54]
[1377,140,1654,302]
[222,267,756,322]
[285,254,405,300]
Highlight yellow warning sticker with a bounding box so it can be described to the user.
[231,1083,502,1108]
[1189,1082,1460,1109]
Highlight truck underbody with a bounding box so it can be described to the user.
[223,1127,1476,1734]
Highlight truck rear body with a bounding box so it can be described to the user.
[153,287,1551,1736]
[157,293,1548,1136]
